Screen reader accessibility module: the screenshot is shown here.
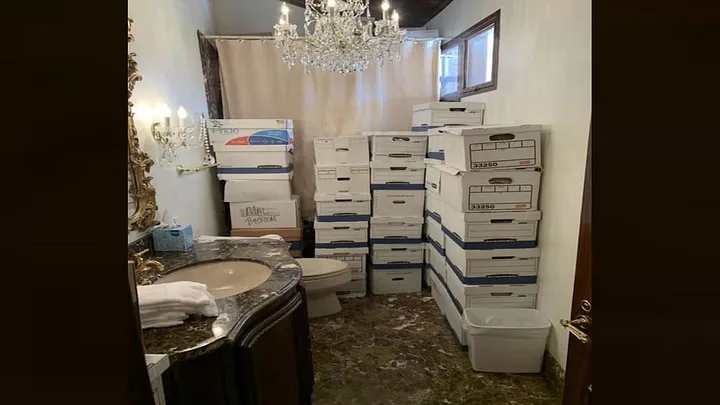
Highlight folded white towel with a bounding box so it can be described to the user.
[140,299,219,318]
[197,235,285,243]
[141,311,188,329]
[138,281,211,309]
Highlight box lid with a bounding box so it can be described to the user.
[230,226,302,239]
[453,281,540,295]
[314,220,369,229]
[371,242,426,251]
[370,216,425,225]
[211,143,293,152]
[314,136,367,145]
[316,247,369,255]
[439,124,542,136]
[454,247,541,260]
[314,192,371,202]
[207,119,293,130]
[413,102,486,112]
[362,131,428,137]
[370,161,426,169]
[445,210,542,222]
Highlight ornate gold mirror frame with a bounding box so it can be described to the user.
[128,18,158,233]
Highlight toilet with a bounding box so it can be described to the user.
[295,258,352,319]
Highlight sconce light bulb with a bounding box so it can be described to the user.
[155,103,172,118]
[281,2,289,14]
[132,103,152,121]
[327,0,336,8]
[381,1,390,11]
[177,106,187,120]
[392,10,399,21]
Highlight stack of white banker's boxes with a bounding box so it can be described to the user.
[208,119,302,256]
[412,102,487,291]
[433,124,543,348]
[313,137,371,298]
[363,131,428,295]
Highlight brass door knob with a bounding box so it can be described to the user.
[560,315,591,344]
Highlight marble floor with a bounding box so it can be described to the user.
[309,292,562,405]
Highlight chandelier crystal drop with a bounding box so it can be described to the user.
[273,1,406,74]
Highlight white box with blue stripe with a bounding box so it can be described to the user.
[370,266,423,295]
[371,242,425,269]
[315,247,368,276]
[213,144,294,170]
[225,179,293,203]
[370,216,423,243]
[424,214,445,255]
[373,190,425,217]
[370,161,426,190]
[208,118,294,145]
[315,164,370,194]
[411,102,485,130]
[314,220,368,249]
[424,164,442,197]
[424,192,446,224]
[445,240,540,285]
[445,262,539,309]
[442,209,541,250]
[426,240,446,281]
[364,131,428,161]
[314,193,371,222]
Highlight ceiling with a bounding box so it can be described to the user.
[285,0,454,29]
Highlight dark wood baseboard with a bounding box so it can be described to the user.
[543,350,566,394]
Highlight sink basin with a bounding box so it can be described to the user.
[156,261,272,299]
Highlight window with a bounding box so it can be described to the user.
[439,9,500,100]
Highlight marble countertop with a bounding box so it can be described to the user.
[137,239,302,362]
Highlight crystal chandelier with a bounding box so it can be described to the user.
[273,0,406,74]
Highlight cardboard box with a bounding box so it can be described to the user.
[225,179,293,203]
[425,192,446,224]
[314,193,371,222]
[370,161,426,190]
[315,165,370,194]
[445,263,538,309]
[427,241,446,281]
[445,240,540,285]
[439,125,542,171]
[314,137,369,165]
[412,102,485,129]
[315,247,368,275]
[364,131,428,161]
[427,134,445,161]
[372,189,425,217]
[370,267,422,295]
[208,119,294,145]
[217,170,293,182]
[429,268,447,316]
[371,242,425,268]
[439,166,541,213]
[424,214,445,254]
[337,276,367,298]
[314,220,368,248]
[442,209,541,249]
[229,196,300,229]
[424,164,442,197]
[370,216,424,243]
[230,226,303,255]
[214,144,293,169]
[432,270,468,346]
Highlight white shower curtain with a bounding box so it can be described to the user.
[216,39,439,218]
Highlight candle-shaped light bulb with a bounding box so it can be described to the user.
[381,1,390,20]
[392,10,399,22]
[281,2,289,14]
[177,106,187,121]
[155,103,172,127]
[327,0,336,8]
[279,16,286,25]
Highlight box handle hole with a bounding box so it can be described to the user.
[337,177,350,181]
[489,178,513,184]
[449,108,467,112]
[390,248,408,251]
[332,227,350,230]
[392,200,407,204]
[489,133,515,141]
[490,292,513,297]
[389,153,412,158]
[490,219,513,224]
[391,137,410,142]
[390,167,408,171]
[334,199,352,202]
[391,277,406,281]
[335,148,349,152]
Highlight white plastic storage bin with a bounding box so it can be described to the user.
[315,165,370,194]
[427,241,447,281]
[370,216,424,243]
[314,193,371,222]
[446,264,539,309]
[445,241,540,284]
[224,179,293,203]
[424,214,445,254]
[463,308,551,373]
[364,131,428,161]
[370,161,426,190]
[442,210,541,250]
[315,247,368,275]
[425,192,446,224]
[373,190,425,217]
[229,196,300,229]
[213,144,293,170]
[337,275,367,298]
[370,267,422,295]
[314,220,368,248]
[440,125,542,172]
[208,119,294,145]
[439,166,541,213]
[424,164,442,197]
[371,242,425,267]
[314,136,369,165]
[412,102,486,129]
[217,169,293,182]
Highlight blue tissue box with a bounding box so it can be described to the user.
[152,224,194,252]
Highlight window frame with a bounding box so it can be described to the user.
[440,9,501,101]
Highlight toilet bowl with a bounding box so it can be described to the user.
[295,258,352,319]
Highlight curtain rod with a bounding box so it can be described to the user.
[205,35,449,41]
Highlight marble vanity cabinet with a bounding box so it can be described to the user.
[137,239,313,405]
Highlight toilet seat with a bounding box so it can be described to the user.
[296,258,349,280]
[295,258,352,319]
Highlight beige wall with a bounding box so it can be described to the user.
[211,0,306,35]
[128,0,224,243]
[427,0,592,369]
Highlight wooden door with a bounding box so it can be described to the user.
[562,131,592,405]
